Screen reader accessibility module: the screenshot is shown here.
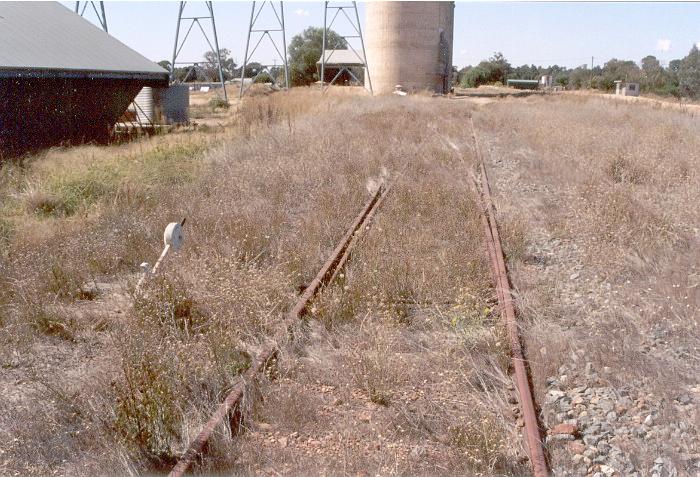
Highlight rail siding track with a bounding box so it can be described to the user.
[169,182,390,477]
[470,119,549,477]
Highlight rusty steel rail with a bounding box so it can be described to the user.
[169,182,390,477]
[470,119,548,477]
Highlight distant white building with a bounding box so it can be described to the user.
[614,80,640,97]
[540,75,553,88]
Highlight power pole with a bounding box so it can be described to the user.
[590,56,594,88]
[75,1,108,32]
[321,1,372,94]
[171,1,228,102]
[239,1,289,98]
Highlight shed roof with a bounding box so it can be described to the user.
[0,2,168,83]
[317,49,365,66]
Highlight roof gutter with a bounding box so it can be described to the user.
[0,67,169,86]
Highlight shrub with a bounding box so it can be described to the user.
[133,275,207,335]
[209,97,230,111]
[448,410,508,472]
[461,66,490,88]
[28,304,75,341]
[45,164,120,216]
[43,262,83,300]
[114,346,182,465]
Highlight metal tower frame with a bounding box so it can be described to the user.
[171,1,228,102]
[75,1,107,32]
[239,1,289,98]
[321,1,372,94]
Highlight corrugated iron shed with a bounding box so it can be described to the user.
[0,1,167,82]
[0,2,170,155]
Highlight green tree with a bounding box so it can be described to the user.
[456,66,472,86]
[556,75,569,87]
[483,52,511,84]
[511,64,539,80]
[239,62,264,78]
[159,60,199,82]
[640,55,667,91]
[460,52,512,88]
[203,48,236,81]
[568,65,591,89]
[599,59,641,91]
[288,27,346,86]
[668,59,682,75]
[461,66,490,88]
[679,45,700,99]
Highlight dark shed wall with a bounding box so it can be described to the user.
[0,78,144,154]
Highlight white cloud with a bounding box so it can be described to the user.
[294,9,309,16]
[459,49,468,56]
[696,42,700,49]
[656,39,671,52]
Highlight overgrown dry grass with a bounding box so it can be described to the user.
[0,90,521,476]
[474,94,700,474]
[212,97,526,476]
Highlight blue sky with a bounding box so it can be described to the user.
[63,1,700,69]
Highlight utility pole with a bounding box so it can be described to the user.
[171,1,228,102]
[321,1,372,94]
[590,56,594,88]
[75,1,108,32]
[239,1,289,98]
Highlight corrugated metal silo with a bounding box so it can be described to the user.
[134,87,155,124]
[365,1,454,95]
[130,85,190,125]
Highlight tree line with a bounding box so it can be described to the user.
[457,45,700,99]
[158,27,700,101]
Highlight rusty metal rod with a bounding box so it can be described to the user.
[287,184,386,320]
[328,182,392,285]
[468,171,503,308]
[470,119,548,477]
[169,182,390,477]
[169,350,274,477]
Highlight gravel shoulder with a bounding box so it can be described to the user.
[474,95,700,477]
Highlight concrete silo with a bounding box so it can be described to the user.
[365,1,454,95]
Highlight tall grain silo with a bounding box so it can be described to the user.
[365,1,454,95]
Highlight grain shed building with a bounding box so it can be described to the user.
[0,2,169,154]
[317,50,366,86]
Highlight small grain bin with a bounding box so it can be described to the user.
[133,86,155,124]
[131,85,190,125]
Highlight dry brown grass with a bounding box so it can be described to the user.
[474,94,700,474]
[0,90,524,476]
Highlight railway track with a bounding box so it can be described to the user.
[470,118,549,477]
[169,125,547,476]
[169,180,391,477]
